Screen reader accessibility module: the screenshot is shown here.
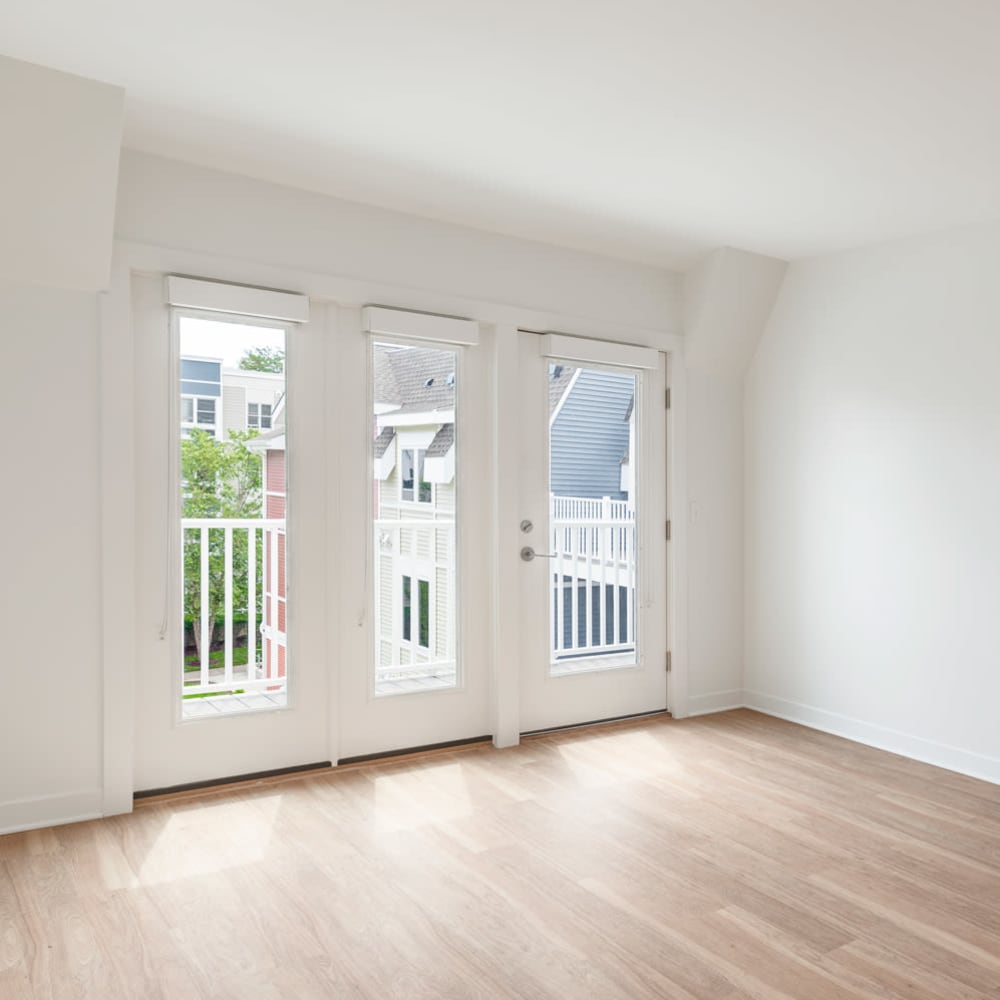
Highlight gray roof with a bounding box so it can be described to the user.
[374,426,396,458]
[374,345,455,414]
[426,423,454,457]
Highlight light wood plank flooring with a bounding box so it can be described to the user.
[2,709,1000,998]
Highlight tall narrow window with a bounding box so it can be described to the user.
[402,575,412,642]
[178,315,288,718]
[547,363,638,674]
[400,448,431,503]
[373,342,457,694]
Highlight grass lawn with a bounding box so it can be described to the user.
[184,645,251,672]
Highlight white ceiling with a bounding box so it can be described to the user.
[4,0,1000,269]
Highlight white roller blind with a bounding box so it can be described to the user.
[166,276,310,323]
[539,333,659,370]
[363,306,479,346]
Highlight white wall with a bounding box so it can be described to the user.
[746,223,1000,782]
[0,278,104,831]
[0,55,123,291]
[115,151,681,338]
[0,142,759,831]
[683,248,787,714]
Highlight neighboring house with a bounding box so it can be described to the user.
[180,356,283,439]
[246,394,287,686]
[549,364,635,501]
[183,347,638,688]
[372,351,638,676]
[372,346,459,678]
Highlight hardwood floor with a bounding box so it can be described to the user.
[2,709,1000,998]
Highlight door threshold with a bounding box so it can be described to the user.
[521,708,671,739]
[134,760,333,803]
[337,734,492,766]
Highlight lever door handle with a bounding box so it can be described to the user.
[521,546,557,562]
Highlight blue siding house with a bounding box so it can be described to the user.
[550,367,634,500]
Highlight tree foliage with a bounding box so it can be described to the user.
[238,346,285,373]
[182,430,264,658]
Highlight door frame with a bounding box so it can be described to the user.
[100,242,689,815]
[510,330,674,736]
[126,273,332,794]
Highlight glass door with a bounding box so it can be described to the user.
[516,332,668,733]
[132,275,329,792]
[333,310,492,761]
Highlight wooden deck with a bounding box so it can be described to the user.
[2,710,1000,998]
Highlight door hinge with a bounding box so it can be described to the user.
[666,519,671,541]
[665,651,672,673]
[665,387,671,410]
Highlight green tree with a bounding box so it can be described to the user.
[182,429,264,661]
[238,346,285,373]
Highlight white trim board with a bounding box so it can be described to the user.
[745,691,1000,786]
[0,789,103,837]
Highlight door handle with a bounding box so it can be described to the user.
[521,546,557,562]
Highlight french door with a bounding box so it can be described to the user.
[330,306,492,761]
[516,332,668,733]
[132,276,667,792]
[132,275,329,792]
[133,291,492,789]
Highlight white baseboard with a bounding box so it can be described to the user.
[745,691,1000,786]
[0,789,103,836]
[686,689,747,717]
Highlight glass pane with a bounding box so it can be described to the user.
[178,316,287,718]
[400,449,415,501]
[196,398,215,424]
[548,363,638,675]
[181,397,194,423]
[417,453,432,503]
[418,579,430,648]
[373,342,457,695]
[402,575,411,642]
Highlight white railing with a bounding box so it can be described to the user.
[550,496,636,662]
[181,517,286,697]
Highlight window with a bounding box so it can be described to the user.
[248,402,273,430]
[180,395,217,436]
[402,575,411,642]
[401,574,430,648]
[196,398,216,425]
[177,315,288,719]
[418,579,430,649]
[400,448,432,503]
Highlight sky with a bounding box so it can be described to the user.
[179,316,285,369]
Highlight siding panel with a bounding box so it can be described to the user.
[550,369,634,499]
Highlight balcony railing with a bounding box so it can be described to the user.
[550,496,636,664]
[181,497,636,703]
[181,518,286,698]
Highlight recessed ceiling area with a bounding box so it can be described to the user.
[3,0,1000,268]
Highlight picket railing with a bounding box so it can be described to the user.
[549,496,636,662]
[181,517,285,697]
